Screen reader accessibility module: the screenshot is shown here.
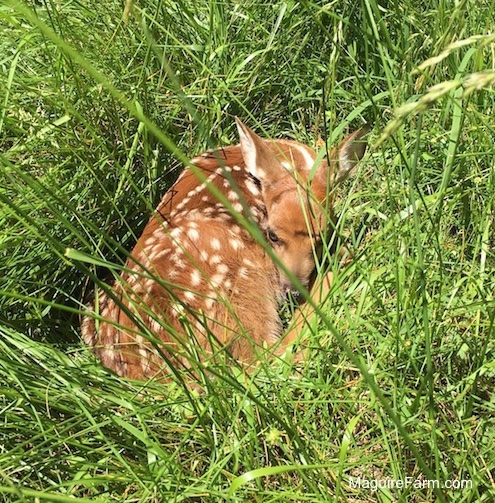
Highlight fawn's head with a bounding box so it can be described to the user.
[236,118,369,293]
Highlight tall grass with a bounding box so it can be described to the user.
[1,0,494,501]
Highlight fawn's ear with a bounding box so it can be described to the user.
[311,124,370,199]
[333,124,370,185]
[235,117,285,184]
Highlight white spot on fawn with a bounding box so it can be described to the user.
[228,190,239,201]
[149,319,163,334]
[170,302,185,317]
[217,263,229,275]
[211,273,224,288]
[144,236,156,247]
[281,160,293,171]
[210,254,222,264]
[230,238,244,251]
[171,254,186,269]
[238,267,249,279]
[218,212,232,222]
[170,227,182,239]
[146,249,161,263]
[184,291,196,302]
[232,202,243,213]
[187,227,199,241]
[245,178,260,197]
[190,269,202,286]
[175,198,191,212]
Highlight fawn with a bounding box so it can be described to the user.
[82,118,368,381]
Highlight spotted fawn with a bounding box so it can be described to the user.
[82,118,369,381]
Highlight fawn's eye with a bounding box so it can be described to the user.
[267,229,280,243]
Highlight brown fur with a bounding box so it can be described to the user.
[81,120,368,382]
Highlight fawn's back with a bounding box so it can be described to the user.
[82,119,368,380]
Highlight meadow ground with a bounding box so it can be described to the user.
[1,0,495,501]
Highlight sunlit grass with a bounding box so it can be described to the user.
[1,0,495,501]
